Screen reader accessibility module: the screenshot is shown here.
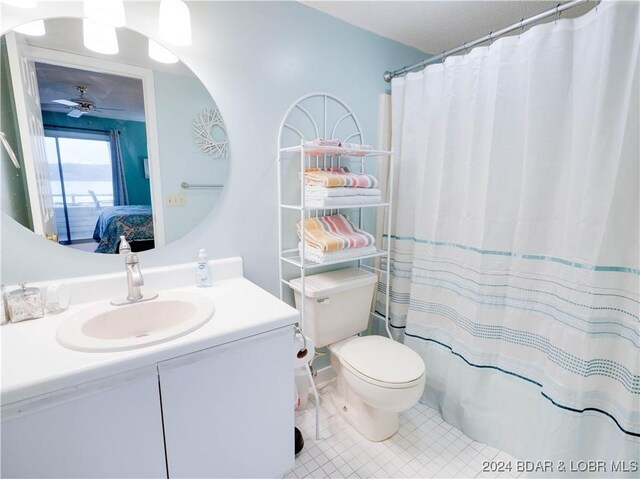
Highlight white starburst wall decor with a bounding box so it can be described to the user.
[192,106,228,160]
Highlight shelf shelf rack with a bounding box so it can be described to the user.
[276,92,394,440]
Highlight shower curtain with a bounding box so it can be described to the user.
[381,0,639,463]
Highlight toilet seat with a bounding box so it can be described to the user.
[338,336,425,389]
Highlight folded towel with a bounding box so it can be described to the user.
[304,167,379,188]
[305,195,382,208]
[341,142,373,156]
[303,139,373,156]
[306,139,341,147]
[298,242,378,264]
[304,139,342,155]
[305,186,382,198]
[297,214,375,252]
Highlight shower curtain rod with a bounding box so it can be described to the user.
[383,0,595,82]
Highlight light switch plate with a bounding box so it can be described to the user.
[167,193,186,207]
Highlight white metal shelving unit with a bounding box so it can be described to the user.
[276,93,394,440]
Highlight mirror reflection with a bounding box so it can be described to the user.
[1,18,228,254]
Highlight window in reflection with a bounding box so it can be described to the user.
[45,130,113,246]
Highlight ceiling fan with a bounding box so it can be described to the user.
[43,85,125,118]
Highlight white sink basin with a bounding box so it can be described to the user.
[57,291,215,352]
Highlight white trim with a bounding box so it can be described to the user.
[44,128,109,142]
[313,364,336,388]
[23,46,166,247]
[4,33,34,225]
[5,32,49,236]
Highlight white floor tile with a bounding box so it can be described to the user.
[294,383,516,479]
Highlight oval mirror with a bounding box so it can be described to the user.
[1,17,228,254]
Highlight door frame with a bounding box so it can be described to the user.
[4,32,56,238]
[23,45,166,247]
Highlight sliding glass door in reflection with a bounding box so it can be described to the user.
[44,129,114,245]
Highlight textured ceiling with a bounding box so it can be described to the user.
[36,63,146,122]
[302,1,597,54]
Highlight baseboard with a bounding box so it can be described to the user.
[313,364,336,388]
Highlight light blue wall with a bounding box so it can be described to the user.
[41,111,151,206]
[1,1,425,294]
[154,70,227,244]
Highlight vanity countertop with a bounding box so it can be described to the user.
[1,258,299,406]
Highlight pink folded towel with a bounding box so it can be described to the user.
[304,139,373,156]
[304,139,342,155]
[307,139,341,147]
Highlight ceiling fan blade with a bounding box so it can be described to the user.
[67,109,85,118]
[41,102,69,108]
[52,99,79,107]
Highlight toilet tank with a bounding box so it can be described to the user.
[289,268,377,348]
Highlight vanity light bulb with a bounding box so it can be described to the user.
[83,18,119,55]
[13,20,46,36]
[148,39,179,64]
[159,0,192,47]
[0,0,38,8]
[83,0,126,28]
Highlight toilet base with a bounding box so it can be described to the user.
[330,376,399,442]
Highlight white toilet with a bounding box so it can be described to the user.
[290,268,425,441]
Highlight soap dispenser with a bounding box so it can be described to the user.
[196,249,212,287]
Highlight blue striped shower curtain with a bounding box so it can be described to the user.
[380,0,639,466]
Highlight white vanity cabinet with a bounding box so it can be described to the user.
[1,368,166,478]
[1,261,299,478]
[158,326,295,478]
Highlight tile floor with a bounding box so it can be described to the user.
[288,382,521,479]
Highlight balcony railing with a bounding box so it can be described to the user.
[53,194,113,242]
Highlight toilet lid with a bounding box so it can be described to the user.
[339,336,425,384]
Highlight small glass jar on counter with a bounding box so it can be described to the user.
[7,283,44,323]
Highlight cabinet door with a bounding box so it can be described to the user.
[158,327,295,478]
[1,367,166,479]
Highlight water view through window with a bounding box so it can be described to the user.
[45,132,114,243]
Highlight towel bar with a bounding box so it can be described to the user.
[181,182,223,190]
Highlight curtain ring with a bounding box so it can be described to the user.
[519,18,525,38]
[463,42,468,55]
[555,4,562,24]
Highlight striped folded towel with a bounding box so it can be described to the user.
[304,139,342,155]
[304,167,379,188]
[297,214,375,252]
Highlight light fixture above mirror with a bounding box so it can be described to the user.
[159,0,192,46]
[83,0,126,28]
[148,39,179,64]
[0,0,38,8]
[13,20,45,37]
[83,18,119,55]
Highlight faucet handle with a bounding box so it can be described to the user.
[119,235,132,255]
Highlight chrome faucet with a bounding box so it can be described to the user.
[111,236,157,306]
